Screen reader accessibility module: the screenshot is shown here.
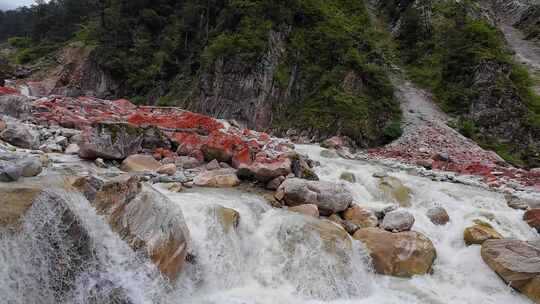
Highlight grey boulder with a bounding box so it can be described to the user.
[276,178,353,215]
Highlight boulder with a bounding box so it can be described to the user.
[378,176,412,207]
[120,154,161,172]
[237,156,292,183]
[0,160,22,182]
[353,228,436,277]
[505,194,529,210]
[65,143,80,155]
[0,182,43,227]
[481,239,540,303]
[206,159,221,170]
[381,209,415,232]
[291,156,319,181]
[276,178,353,215]
[17,157,43,177]
[266,176,285,190]
[194,168,240,188]
[524,209,540,232]
[288,204,320,217]
[157,163,177,176]
[75,176,190,283]
[0,95,32,120]
[463,221,503,245]
[342,204,378,228]
[271,215,354,299]
[0,122,40,149]
[340,172,356,183]
[176,156,202,169]
[426,207,450,225]
[15,190,93,298]
[211,205,240,232]
[141,126,172,151]
[78,122,144,160]
[329,213,360,235]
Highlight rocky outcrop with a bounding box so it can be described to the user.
[24,44,122,98]
[275,178,353,215]
[197,31,289,131]
[353,227,437,278]
[74,175,190,283]
[78,122,145,160]
[481,239,540,303]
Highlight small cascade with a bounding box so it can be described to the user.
[2,145,540,303]
[0,188,169,304]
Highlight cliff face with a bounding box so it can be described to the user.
[25,44,122,99]
[197,31,292,131]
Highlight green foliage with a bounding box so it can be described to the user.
[383,120,403,140]
[381,0,540,167]
[7,36,31,48]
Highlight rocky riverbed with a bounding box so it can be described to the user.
[1,86,540,303]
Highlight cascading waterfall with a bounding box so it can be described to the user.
[0,189,168,304]
[2,144,540,303]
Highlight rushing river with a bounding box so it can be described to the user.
[1,145,539,303]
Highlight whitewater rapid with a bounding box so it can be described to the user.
[2,144,539,303]
[161,144,538,304]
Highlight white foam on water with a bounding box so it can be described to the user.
[2,144,540,303]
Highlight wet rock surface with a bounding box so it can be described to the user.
[353,227,437,278]
[482,239,540,303]
[276,178,353,215]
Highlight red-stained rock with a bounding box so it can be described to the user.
[201,131,244,162]
[237,154,292,182]
[0,87,19,95]
[524,209,540,232]
[232,147,253,168]
[153,148,175,161]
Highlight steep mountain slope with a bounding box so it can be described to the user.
[378,0,540,168]
[2,0,402,148]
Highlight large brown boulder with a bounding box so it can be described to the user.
[275,178,353,215]
[342,204,378,228]
[481,239,540,303]
[74,175,190,283]
[353,227,437,278]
